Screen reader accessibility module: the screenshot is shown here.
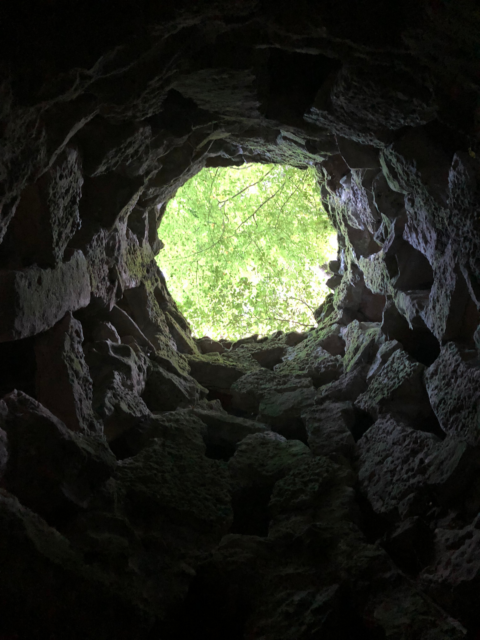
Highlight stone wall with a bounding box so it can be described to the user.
[0,1,480,637]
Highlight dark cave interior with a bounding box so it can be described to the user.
[1,1,480,638]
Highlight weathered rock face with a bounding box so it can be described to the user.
[1,1,480,637]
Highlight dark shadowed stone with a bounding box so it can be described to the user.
[420,522,480,628]
[232,334,259,349]
[283,331,308,347]
[274,324,345,380]
[1,391,116,518]
[35,312,101,434]
[92,321,121,343]
[192,408,269,459]
[355,349,435,428]
[122,282,179,356]
[228,432,312,536]
[274,340,343,388]
[114,435,232,536]
[196,336,226,354]
[302,402,356,459]
[0,403,7,478]
[187,353,252,392]
[372,171,406,221]
[422,250,471,343]
[425,438,480,508]
[356,415,439,518]
[0,250,91,342]
[251,345,287,369]
[69,410,234,619]
[345,223,382,259]
[228,431,312,490]
[316,365,369,404]
[305,64,436,147]
[101,436,233,617]
[2,147,83,269]
[342,320,384,372]
[142,360,203,412]
[393,240,434,292]
[366,339,403,381]
[337,136,381,170]
[108,304,155,350]
[383,516,433,574]
[86,339,148,397]
[425,342,480,443]
[326,274,343,290]
[79,172,144,230]
[85,339,152,441]
[108,409,207,459]
[173,532,271,640]
[0,490,152,639]
[258,387,316,441]
[381,298,440,366]
[164,310,199,355]
[268,455,355,524]
[231,369,313,415]
[77,117,155,178]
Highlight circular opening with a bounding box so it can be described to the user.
[157,163,338,340]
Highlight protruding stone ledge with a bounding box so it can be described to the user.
[0,250,91,342]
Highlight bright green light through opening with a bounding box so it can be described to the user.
[156,163,337,341]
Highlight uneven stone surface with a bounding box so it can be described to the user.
[316,364,369,404]
[228,432,312,494]
[302,401,356,459]
[356,415,440,519]
[228,432,312,536]
[0,251,91,341]
[85,339,152,442]
[142,360,203,412]
[231,369,313,415]
[187,353,252,393]
[342,320,384,372]
[425,343,480,443]
[1,391,116,519]
[258,387,316,441]
[273,325,344,385]
[192,408,269,459]
[1,2,480,636]
[355,349,437,429]
[0,490,153,640]
[35,312,100,433]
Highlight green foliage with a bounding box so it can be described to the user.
[157,163,337,340]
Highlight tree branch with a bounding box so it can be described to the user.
[216,166,275,206]
[288,296,316,314]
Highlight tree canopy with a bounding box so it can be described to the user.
[157,163,337,340]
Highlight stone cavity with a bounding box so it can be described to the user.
[0,3,480,638]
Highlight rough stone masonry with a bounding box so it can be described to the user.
[0,1,480,638]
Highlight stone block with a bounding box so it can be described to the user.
[3,147,83,268]
[425,342,480,443]
[187,353,249,392]
[35,312,100,433]
[1,391,116,517]
[355,349,434,426]
[85,340,152,441]
[356,415,439,517]
[302,402,356,458]
[316,365,369,404]
[231,369,313,415]
[142,360,202,411]
[192,408,269,459]
[0,250,91,342]
[258,387,316,441]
